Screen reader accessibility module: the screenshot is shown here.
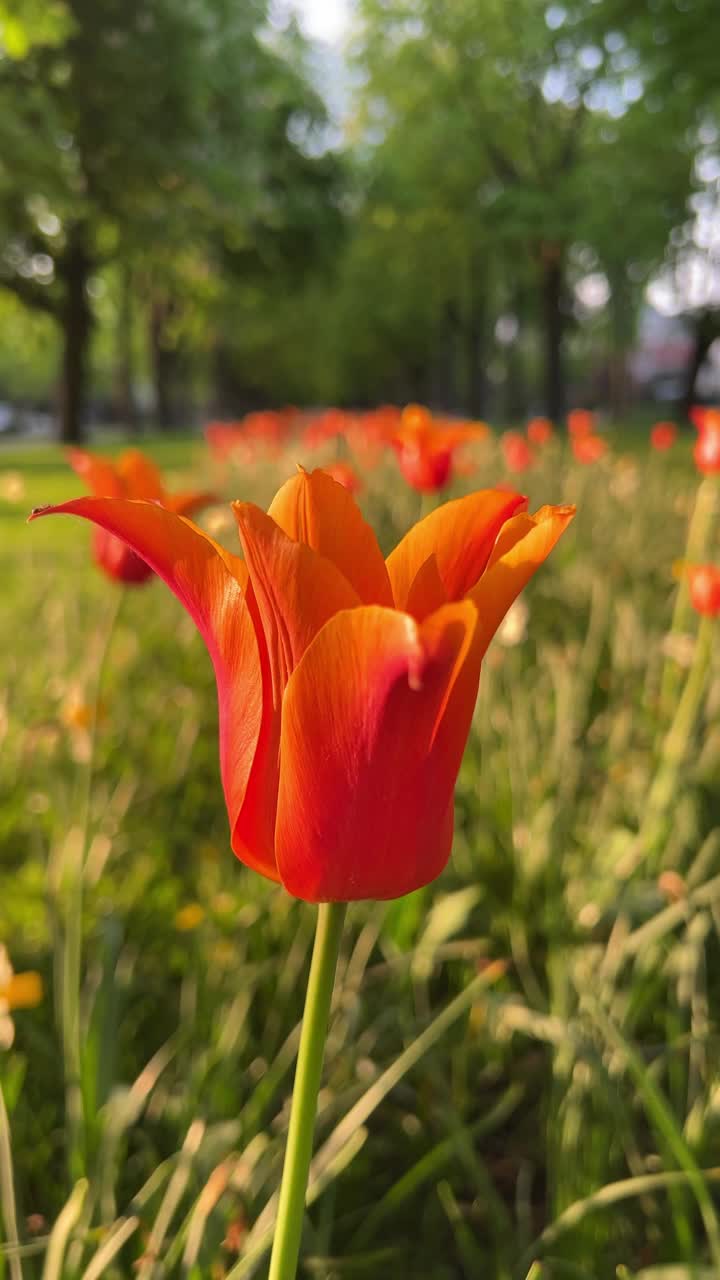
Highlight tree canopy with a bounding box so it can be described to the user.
[0,0,717,434]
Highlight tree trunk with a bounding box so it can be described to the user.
[607,267,634,423]
[503,289,527,422]
[465,296,487,419]
[683,309,720,417]
[149,295,179,430]
[115,265,138,433]
[430,304,459,411]
[541,244,565,423]
[59,233,91,445]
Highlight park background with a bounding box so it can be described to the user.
[2,0,720,1277]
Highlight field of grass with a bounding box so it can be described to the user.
[2,423,720,1279]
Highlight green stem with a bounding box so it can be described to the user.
[60,588,124,1183]
[268,902,347,1280]
[659,474,717,716]
[640,614,715,870]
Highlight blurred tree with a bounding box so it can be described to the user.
[348,0,696,420]
[0,0,338,440]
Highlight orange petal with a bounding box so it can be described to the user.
[275,600,482,902]
[67,449,123,497]
[387,488,528,617]
[470,504,575,656]
[404,554,448,618]
[29,498,276,881]
[231,502,364,864]
[232,501,361,703]
[267,468,393,605]
[117,450,165,499]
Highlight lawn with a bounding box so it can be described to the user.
[1,423,719,1279]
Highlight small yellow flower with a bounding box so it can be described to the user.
[0,471,25,503]
[174,903,205,932]
[0,946,43,1049]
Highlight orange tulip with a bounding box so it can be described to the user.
[527,417,553,446]
[567,409,595,439]
[650,421,677,452]
[571,434,607,465]
[322,461,362,494]
[501,431,535,474]
[686,564,720,617]
[392,405,489,494]
[691,407,720,475]
[67,448,215,585]
[31,470,574,901]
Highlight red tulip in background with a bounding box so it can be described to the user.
[691,407,720,475]
[302,409,354,450]
[567,409,595,439]
[650,422,678,452]
[392,404,489,493]
[322,461,361,494]
[502,431,534,474]
[527,417,553,446]
[205,411,296,464]
[571,434,607,465]
[67,448,215,585]
[31,469,574,901]
[686,564,720,617]
[348,405,401,469]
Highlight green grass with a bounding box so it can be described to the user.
[1,426,720,1278]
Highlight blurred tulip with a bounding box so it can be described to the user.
[393,405,488,494]
[692,408,720,475]
[31,471,574,901]
[502,431,535,473]
[527,417,553,446]
[572,434,607,465]
[66,448,215,585]
[302,409,353,450]
[322,461,362,493]
[686,564,720,617]
[650,421,678,452]
[567,409,595,439]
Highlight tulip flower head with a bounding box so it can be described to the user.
[572,434,607,465]
[322,461,362,494]
[348,405,401,469]
[567,409,595,439]
[392,405,488,494]
[691,408,720,475]
[686,564,720,617]
[650,421,678,452]
[527,417,553,446]
[302,409,353,450]
[67,448,215,585]
[31,471,574,902]
[502,431,535,474]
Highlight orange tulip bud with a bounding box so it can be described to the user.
[686,564,720,617]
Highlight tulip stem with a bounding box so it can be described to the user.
[268,901,347,1280]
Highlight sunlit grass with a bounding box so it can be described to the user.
[1,426,719,1277]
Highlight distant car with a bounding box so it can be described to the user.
[0,403,15,433]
